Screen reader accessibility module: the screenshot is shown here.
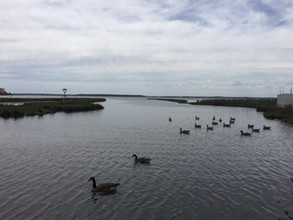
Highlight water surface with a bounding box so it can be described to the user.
[0,97,293,220]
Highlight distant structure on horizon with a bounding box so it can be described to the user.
[277,89,293,107]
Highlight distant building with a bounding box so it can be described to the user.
[277,89,293,107]
[0,88,8,95]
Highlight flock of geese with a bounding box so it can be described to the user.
[175,115,271,136]
[88,115,272,195]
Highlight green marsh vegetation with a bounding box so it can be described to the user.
[190,98,293,125]
[0,98,105,119]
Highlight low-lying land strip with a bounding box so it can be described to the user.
[148,98,188,104]
[0,98,105,119]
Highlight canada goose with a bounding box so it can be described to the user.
[169,117,172,122]
[219,118,222,123]
[180,128,190,134]
[248,124,254,129]
[194,123,202,128]
[132,154,151,164]
[263,125,271,130]
[229,119,235,124]
[195,116,200,120]
[252,128,260,133]
[207,125,214,130]
[230,117,236,121]
[240,130,252,136]
[88,177,120,193]
[212,121,218,125]
[223,122,231,127]
[212,116,216,120]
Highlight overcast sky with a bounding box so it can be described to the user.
[0,0,292,97]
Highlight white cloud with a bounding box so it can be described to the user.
[0,0,293,96]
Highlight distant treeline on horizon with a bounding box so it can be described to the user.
[7,93,275,99]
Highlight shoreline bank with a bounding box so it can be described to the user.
[0,98,105,119]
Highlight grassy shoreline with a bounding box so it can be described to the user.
[0,98,106,119]
[190,98,293,125]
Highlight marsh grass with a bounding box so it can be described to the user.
[0,98,105,119]
[190,98,293,125]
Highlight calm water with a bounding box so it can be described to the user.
[0,97,293,220]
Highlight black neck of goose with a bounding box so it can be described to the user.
[133,155,138,160]
[91,178,97,188]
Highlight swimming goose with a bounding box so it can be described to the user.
[212,121,218,125]
[195,116,200,120]
[263,125,271,130]
[132,154,151,164]
[194,123,202,128]
[223,122,231,127]
[206,125,214,130]
[180,128,190,134]
[240,130,252,136]
[248,124,254,129]
[88,177,120,193]
[169,117,172,122]
[219,118,222,123]
[252,128,260,133]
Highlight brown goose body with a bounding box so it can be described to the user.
[240,130,252,136]
[132,154,151,164]
[194,123,202,128]
[212,121,218,125]
[88,177,120,193]
[263,125,271,130]
[206,125,214,130]
[248,124,254,129]
[180,128,190,134]
[223,122,231,127]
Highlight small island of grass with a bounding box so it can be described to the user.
[148,98,188,104]
[0,97,106,119]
